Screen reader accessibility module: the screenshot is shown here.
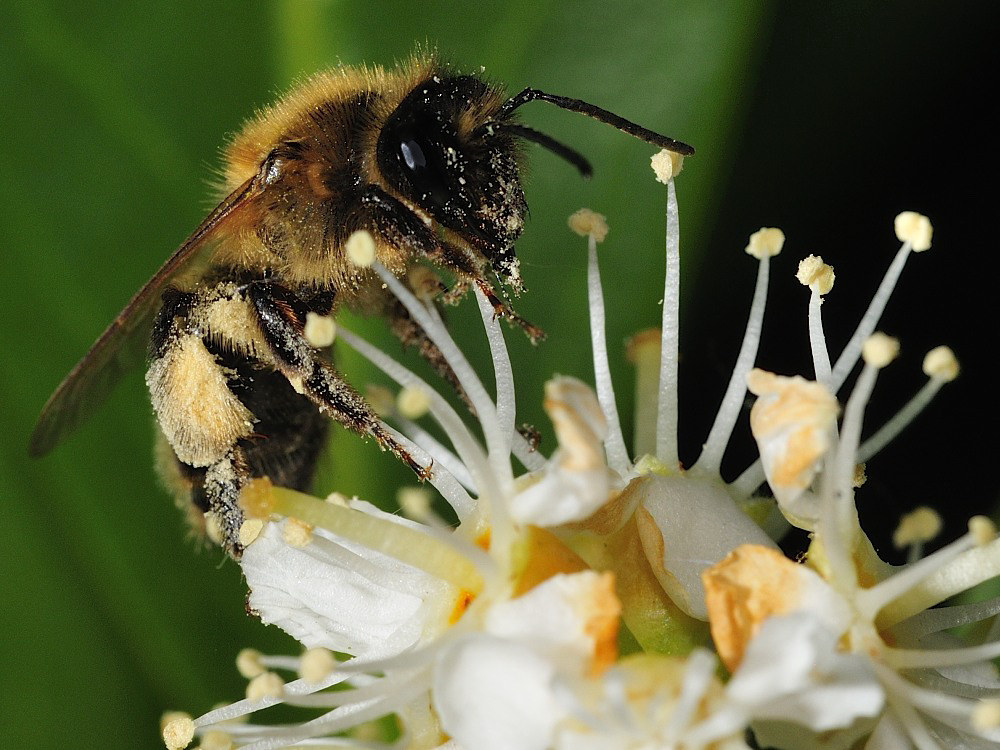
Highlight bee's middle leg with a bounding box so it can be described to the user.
[245,281,430,480]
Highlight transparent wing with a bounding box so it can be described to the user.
[29,176,260,457]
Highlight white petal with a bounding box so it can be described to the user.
[746,370,838,520]
[728,613,883,733]
[242,518,453,658]
[510,466,619,526]
[485,571,619,676]
[510,377,620,526]
[633,474,778,619]
[434,634,563,750]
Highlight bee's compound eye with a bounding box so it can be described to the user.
[400,140,427,172]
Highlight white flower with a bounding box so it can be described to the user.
[163,205,638,748]
[162,153,769,749]
[160,137,993,750]
[697,224,1000,747]
[433,570,619,750]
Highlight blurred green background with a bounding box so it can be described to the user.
[1,1,996,747]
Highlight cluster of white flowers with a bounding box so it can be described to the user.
[162,151,1000,750]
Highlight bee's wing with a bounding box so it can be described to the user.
[29,176,260,457]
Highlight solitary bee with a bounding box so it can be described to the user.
[30,53,692,557]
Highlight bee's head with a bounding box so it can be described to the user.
[376,71,695,289]
[377,75,527,286]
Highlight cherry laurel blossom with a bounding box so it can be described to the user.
[162,152,998,750]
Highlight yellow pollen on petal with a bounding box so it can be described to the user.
[923,345,959,381]
[746,369,838,498]
[282,517,314,548]
[969,516,997,546]
[345,229,376,266]
[303,312,336,348]
[162,714,195,750]
[862,333,900,368]
[650,148,684,183]
[581,571,622,676]
[236,648,266,679]
[567,208,609,243]
[246,671,284,701]
[893,507,943,548]
[894,211,933,252]
[397,385,431,419]
[745,227,785,259]
[299,647,336,684]
[796,254,835,294]
[702,545,810,671]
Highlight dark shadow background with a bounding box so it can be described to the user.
[690,2,1000,559]
[1,1,996,747]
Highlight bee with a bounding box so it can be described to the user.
[30,53,693,558]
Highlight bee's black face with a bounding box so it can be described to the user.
[377,75,527,279]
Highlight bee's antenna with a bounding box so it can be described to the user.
[497,88,695,156]
[503,123,593,178]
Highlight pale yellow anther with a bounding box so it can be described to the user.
[796,254,835,294]
[922,345,959,381]
[745,228,785,259]
[398,486,433,520]
[162,715,195,750]
[893,507,943,549]
[236,648,266,679]
[861,333,900,368]
[246,671,284,701]
[969,516,997,546]
[199,730,233,750]
[345,229,376,267]
[161,711,192,733]
[204,512,223,547]
[303,312,336,348]
[894,211,933,252]
[972,699,1000,730]
[299,647,337,684]
[396,385,431,419]
[568,209,609,243]
[365,384,396,417]
[282,517,314,548]
[238,519,265,548]
[650,149,684,183]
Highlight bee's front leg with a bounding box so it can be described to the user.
[246,281,431,480]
